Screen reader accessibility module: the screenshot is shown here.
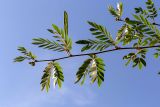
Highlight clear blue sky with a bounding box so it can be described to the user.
[0,0,160,107]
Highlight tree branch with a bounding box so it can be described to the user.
[118,19,160,27]
[35,45,160,62]
[152,22,160,27]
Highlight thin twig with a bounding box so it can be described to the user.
[152,23,160,27]
[117,19,160,27]
[35,45,160,62]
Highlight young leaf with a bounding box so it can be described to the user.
[117,2,123,17]
[92,57,105,87]
[108,2,123,19]
[75,58,92,84]
[52,62,64,88]
[33,11,72,56]
[41,62,52,92]
[14,47,37,66]
[41,61,64,92]
[108,6,119,18]
[17,47,27,54]
[75,55,105,87]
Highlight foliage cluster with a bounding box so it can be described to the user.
[14,0,160,92]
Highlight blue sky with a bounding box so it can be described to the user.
[0,0,160,107]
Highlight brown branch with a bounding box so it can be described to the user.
[35,45,160,62]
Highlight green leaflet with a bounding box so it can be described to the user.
[14,56,26,62]
[135,7,144,14]
[64,11,68,36]
[153,47,160,59]
[41,61,64,92]
[17,47,27,54]
[32,11,72,56]
[47,29,54,34]
[76,21,115,51]
[75,55,105,87]
[14,47,36,66]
